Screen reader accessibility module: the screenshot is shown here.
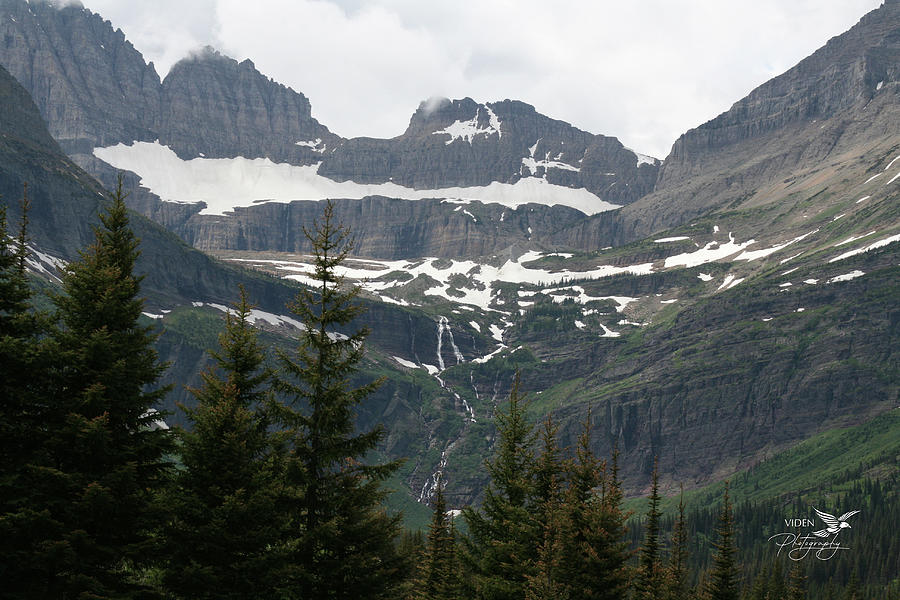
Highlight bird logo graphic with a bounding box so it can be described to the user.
[811,508,860,538]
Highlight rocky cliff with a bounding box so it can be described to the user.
[0,0,160,159]
[164,196,586,259]
[158,47,339,164]
[318,97,658,206]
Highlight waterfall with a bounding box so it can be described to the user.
[437,316,463,370]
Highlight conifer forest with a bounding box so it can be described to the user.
[1,185,896,600]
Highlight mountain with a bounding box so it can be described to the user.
[1,0,898,512]
[552,0,900,246]
[0,0,657,262]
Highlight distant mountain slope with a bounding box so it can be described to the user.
[556,0,900,247]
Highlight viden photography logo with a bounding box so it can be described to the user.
[768,508,860,561]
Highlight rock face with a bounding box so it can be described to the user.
[318,97,658,206]
[0,0,161,157]
[169,197,587,259]
[661,1,900,181]
[158,47,339,163]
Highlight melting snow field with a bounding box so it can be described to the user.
[664,233,755,268]
[827,270,865,283]
[231,251,654,312]
[433,105,502,144]
[94,141,619,216]
[829,234,900,263]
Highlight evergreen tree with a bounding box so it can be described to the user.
[666,484,691,600]
[525,418,567,600]
[272,200,405,599]
[40,176,173,597]
[559,422,631,600]
[636,457,664,600]
[0,187,59,598]
[416,476,460,600]
[787,560,807,600]
[0,187,35,456]
[463,372,536,600]
[843,570,860,600]
[748,565,771,600]
[530,415,564,530]
[0,186,39,445]
[769,560,786,599]
[705,483,739,600]
[161,286,286,599]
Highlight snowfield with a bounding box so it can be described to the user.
[93,141,620,216]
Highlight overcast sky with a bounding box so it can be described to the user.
[81,0,883,158]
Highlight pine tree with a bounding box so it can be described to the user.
[525,416,567,600]
[843,570,860,600]
[0,187,35,453]
[462,371,536,600]
[787,560,807,600]
[666,484,691,600]
[161,286,286,599]
[41,176,173,597]
[416,476,460,600]
[705,483,739,600]
[559,422,630,600]
[636,457,664,600]
[272,200,405,599]
[530,415,564,529]
[0,187,60,598]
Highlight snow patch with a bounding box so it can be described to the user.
[829,234,900,263]
[864,173,882,184]
[432,105,501,144]
[633,151,657,167]
[472,344,507,364]
[827,270,865,283]
[294,138,323,149]
[94,141,618,216]
[598,324,620,338]
[654,236,690,243]
[393,356,419,369]
[734,230,817,262]
[664,232,754,268]
[716,274,744,291]
[697,273,713,282]
[835,231,876,247]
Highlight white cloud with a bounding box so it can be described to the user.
[80,0,883,158]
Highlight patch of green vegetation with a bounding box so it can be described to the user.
[525,377,585,420]
[160,305,226,351]
[625,408,900,517]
